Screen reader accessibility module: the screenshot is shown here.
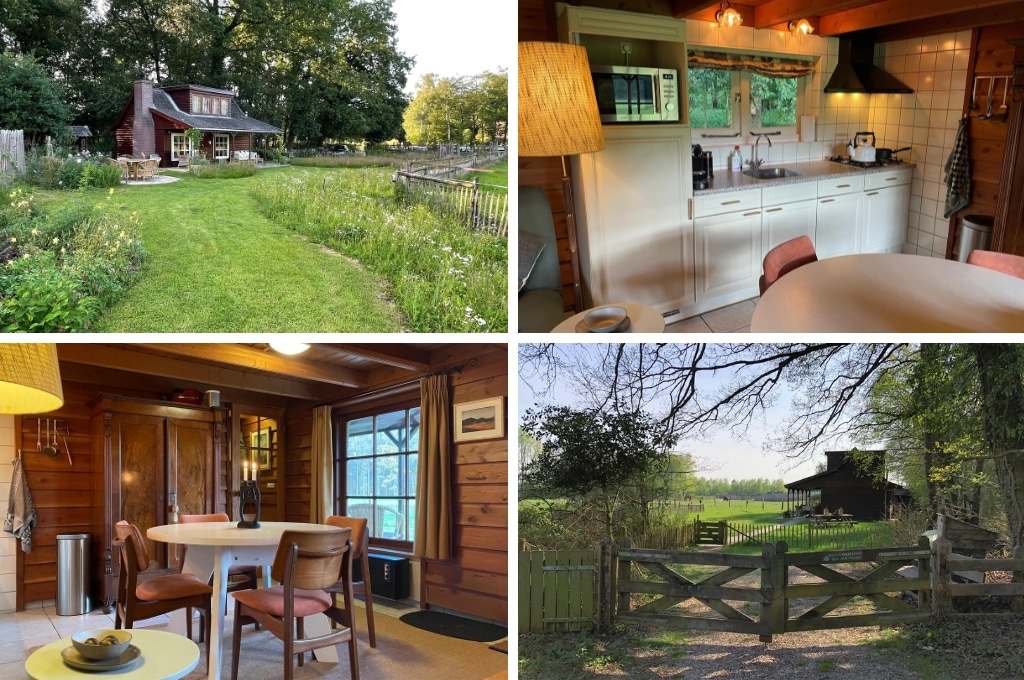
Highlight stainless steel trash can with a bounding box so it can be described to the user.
[56,533,90,615]
[957,214,994,262]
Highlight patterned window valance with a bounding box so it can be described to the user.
[688,50,815,78]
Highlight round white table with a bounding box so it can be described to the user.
[751,253,1024,332]
[25,628,199,679]
[149,521,341,680]
[552,302,666,333]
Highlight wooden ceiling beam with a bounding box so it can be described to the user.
[682,3,755,24]
[818,0,1021,37]
[671,0,722,17]
[323,344,431,372]
[753,0,869,29]
[131,344,369,387]
[56,345,337,401]
[875,7,1024,42]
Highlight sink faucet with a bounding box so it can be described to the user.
[748,133,773,169]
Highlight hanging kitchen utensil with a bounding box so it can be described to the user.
[979,77,996,119]
[970,76,980,109]
[62,428,72,466]
[42,419,58,457]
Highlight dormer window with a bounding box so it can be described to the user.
[191,93,230,116]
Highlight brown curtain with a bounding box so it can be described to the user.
[310,405,334,523]
[413,374,451,559]
[688,49,815,78]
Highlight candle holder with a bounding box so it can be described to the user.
[237,480,261,528]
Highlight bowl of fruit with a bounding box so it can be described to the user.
[70,629,132,660]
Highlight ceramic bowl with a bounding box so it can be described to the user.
[71,629,132,660]
[583,306,628,333]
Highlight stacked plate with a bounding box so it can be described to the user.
[576,306,631,333]
[63,629,141,672]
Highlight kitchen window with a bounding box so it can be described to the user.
[688,50,813,143]
[340,405,419,549]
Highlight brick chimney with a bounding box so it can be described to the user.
[132,79,155,158]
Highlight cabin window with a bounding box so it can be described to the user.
[341,405,419,549]
[688,51,811,143]
[214,134,229,160]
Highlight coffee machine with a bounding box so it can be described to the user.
[692,145,713,189]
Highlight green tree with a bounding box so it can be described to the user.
[521,404,676,543]
[402,70,507,147]
[0,52,70,145]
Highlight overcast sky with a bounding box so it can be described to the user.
[518,346,840,484]
[391,0,513,92]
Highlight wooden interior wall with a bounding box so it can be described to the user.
[519,0,579,314]
[13,364,291,610]
[282,344,509,622]
[946,22,1023,257]
[421,345,508,623]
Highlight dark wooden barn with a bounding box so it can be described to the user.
[110,80,281,167]
[785,450,907,520]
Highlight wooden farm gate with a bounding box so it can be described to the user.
[694,519,727,545]
[1,130,25,176]
[613,538,933,641]
[519,548,598,633]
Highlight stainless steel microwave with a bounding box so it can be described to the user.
[590,65,680,123]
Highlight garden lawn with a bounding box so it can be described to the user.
[50,168,404,332]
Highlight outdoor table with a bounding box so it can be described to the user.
[148,521,342,680]
[25,628,199,679]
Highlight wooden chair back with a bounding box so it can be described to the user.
[271,528,351,591]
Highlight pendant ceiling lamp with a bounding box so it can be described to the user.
[0,344,64,414]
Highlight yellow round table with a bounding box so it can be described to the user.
[25,628,199,679]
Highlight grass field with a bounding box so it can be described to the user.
[681,497,790,525]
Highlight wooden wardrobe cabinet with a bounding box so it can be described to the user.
[91,396,223,608]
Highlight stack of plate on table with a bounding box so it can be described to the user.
[62,629,141,672]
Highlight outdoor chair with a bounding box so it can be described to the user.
[112,521,212,656]
[177,155,190,169]
[229,527,359,680]
[325,515,377,647]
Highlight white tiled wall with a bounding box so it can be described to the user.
[687,22,970,257]
[1,415,16,613]
[870,32,971,258]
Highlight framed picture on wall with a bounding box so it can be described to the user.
[454,396,504,442]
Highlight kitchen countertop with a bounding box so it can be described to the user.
[695,159,916,195]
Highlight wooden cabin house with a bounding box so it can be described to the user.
[785,450,906,520]
[111,80,282,167]
[0,343,508,628]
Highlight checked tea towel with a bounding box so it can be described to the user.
[944,117,971,218]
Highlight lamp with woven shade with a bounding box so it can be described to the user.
[0,344,63,414]
[519,41,606,312]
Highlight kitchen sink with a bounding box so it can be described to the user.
[743,167,803,179]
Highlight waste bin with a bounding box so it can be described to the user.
[56,533,90,615]
[957,214,994,262]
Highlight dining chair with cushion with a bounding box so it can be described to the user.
[178,513,260,625]
[112,521,212,655]
[325,516,376,647]
[230,527,359,680]
[760,235,818,295]
[966,249,1024,280]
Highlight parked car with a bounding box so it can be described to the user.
[329,144,349,156]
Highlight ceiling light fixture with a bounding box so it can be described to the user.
[0,344,64,414]
[715,1,743,28]
[268,341,310,355]
[788,19,814,35]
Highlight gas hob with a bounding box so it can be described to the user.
[828,156,906,168]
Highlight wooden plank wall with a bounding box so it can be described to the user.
[519,0,580,314]
[947,22,1023,257]
[283,344,509,623]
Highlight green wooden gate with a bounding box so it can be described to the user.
[519,549,597,633]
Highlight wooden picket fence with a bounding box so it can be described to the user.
[395,165,508,236]
[0,130,25,176]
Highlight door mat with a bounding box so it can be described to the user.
[398,611,507,642]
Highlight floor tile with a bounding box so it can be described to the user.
[702,300,756,333]
[666,316,712,333]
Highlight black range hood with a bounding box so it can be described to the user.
[824,30,912,94]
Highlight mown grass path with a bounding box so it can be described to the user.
[76,168,404,332]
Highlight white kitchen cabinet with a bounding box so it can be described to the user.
[760,181,817,256]
[574,125,694,317]
[861,168,913,253]
[694,207,761,302]
[816,193,862,259]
